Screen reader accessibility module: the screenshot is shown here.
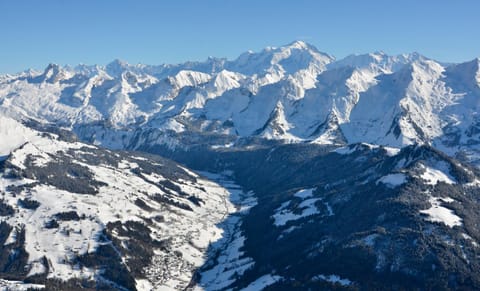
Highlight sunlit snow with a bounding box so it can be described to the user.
[420,163,456,185]
[420,197,462,227]
[377,173,407,188]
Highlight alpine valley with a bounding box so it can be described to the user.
[1,41,480,290]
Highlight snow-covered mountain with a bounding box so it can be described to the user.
[2,41,480,290]
[1,41,479,161]
[1,41,479,164]
[0,115,257,290]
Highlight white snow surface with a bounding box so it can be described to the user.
[192,172,258,291]
[272,197,322,226]
[420,196,462,227]
[383,146,401,156]
[0,279,44,291]
[242,274,283,291]
[377,173,407,188]
[0,115,42,159]
[419,163,456,185]
[333,146,356,155]
[312,274,353,286]
[294,188,315,199]
[272,188,322,226]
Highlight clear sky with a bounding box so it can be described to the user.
[1,0,479,74]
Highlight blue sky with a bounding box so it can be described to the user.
[1,0,479,74]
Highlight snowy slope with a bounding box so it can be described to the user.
[0,123,254,290]
[0,115,42,159]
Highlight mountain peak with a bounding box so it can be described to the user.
[106,59,130,77]
[445,57,480,87]
[109,58,128,66]
[45,62,60,70]
[283,40,332,58]
[286,40,309,49]
[43,63,61,75]
[369,51,387,60]
[409,58,444,77]
[404,51,423,58]
[330,51,427,74]
[472,57,480,69]
[37,63,69,83]
[474,58,480,85]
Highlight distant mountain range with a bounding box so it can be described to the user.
[1,41,480,163]
[1,41,480,290]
